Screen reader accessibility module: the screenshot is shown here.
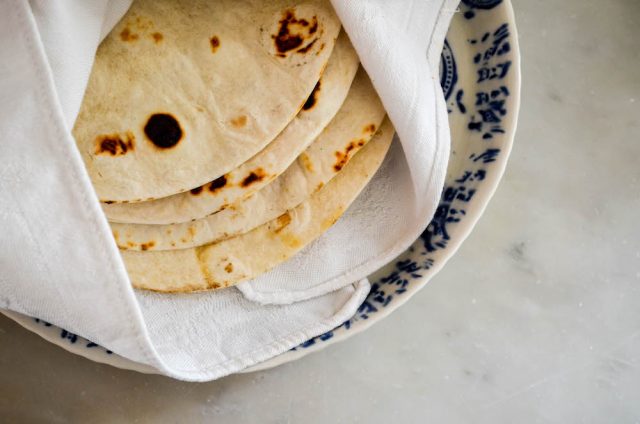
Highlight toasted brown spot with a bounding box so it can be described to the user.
[302,80,321,111]
[144,113,183,148]
[140,241,155,251]
[224,263,233,273]
[241,168,267,187]
[170,242,176,247]
[280,233,302,248]
[333,140,364,172]
[112,231,119,241]
[309,19,318,34]
[195,246,217,288]
[104,200,115,204]
[95,132,135,156]
[299,153,314,172]
[363,124,377,134]
[188,227,196,237]
[127,242,135,248]
[230,115,247,128]
[210,36,220,53]
[190,186,203,195]
[208,175,228,193]
[273,10,319,57]
[315,182,324,191]
[180,238,187,243]
[322,207,344,230]
[274,212,292,234]
[120,27,139,42]
[296,38,317,54]
[151,32,163,43]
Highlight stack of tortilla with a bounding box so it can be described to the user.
[73,0,394,293]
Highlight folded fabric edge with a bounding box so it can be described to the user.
[236,1,459,306]
[145,279,370,381]
[11,1,165,371]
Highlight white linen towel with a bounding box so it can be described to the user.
[0,0,458,381]
[239,0,458,303]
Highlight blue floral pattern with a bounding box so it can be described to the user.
[293,0,515,351]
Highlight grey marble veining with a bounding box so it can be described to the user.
[1,0,639,422]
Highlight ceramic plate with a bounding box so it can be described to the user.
[2,0,520,375]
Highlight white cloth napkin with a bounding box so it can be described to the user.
[238,0,458,304]
[0,0,458,381]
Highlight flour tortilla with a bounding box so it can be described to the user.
[121,119,394,292]
[112,68,386,251]
[74,0,341,202]
[103,32,359,224]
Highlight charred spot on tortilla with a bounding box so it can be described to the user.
[363,123,376,134]
[190,186,203,195]
[120,27,139,42]
[104,200,115,204]
[296,38,317,54]
[144,113,183,149]
[208,175,228,193]
[230,115,247,127]
[140,241,156,251]
[333,140,361,172]
[151,32,163,43]
[302,80,321,111]
[210,36,220,53]
[299,152,314,172]
[273,10,319,57]
[308,18,318,34]
[273,212,292,233]
[95,132,135,156]
[224,263,233,273]
[241,168,267,187]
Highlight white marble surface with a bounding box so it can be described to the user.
[1,0,639,422]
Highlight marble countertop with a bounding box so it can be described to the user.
[1,0,639,422]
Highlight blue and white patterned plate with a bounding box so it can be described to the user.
[2,0,520,375]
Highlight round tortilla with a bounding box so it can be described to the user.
[74,0,341,202]
[121,118,394,292]
[103,31,359,224]
[112,68,386,251]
